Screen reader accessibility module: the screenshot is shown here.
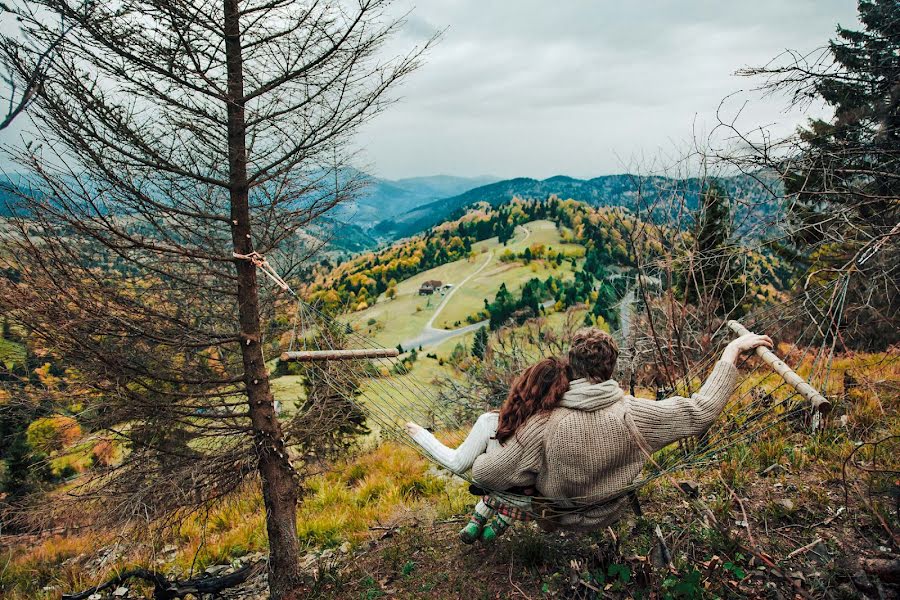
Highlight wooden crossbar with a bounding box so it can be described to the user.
[279,348,400,362]
[727,320,831,413]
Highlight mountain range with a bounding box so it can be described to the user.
[372,172,782,240]
[329,173,500,228]
[0,170,781,252]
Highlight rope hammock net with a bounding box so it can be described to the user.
[255,245,887,526]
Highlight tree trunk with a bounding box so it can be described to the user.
[223,0,301,597]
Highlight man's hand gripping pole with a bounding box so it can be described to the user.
[727,320,831,414]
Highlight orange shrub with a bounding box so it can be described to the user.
[25,415,82,454]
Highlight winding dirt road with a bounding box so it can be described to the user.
[400,225,530,350]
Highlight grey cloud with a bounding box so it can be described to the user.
[357,0,859,179]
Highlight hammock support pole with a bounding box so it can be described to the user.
[280,348,400,362]
[727,320,831,413]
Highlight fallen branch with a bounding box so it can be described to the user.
[727,320,831,412]
[653,524,673,568]
[62,561,265,600]
[280,348,399,362]
[742,547,816,600]
[786,537,824,560]
[508,556,533,600]
[773,506,844,532]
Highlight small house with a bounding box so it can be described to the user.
[418,280,442,295]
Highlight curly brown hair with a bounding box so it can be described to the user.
[568,327,619,382]
[495,356,570,444]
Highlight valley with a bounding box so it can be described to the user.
[347,220,581,351]
[4,191,897,600]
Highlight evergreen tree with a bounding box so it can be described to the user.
[517,280,536,314]
[782,0,899,265]
[745,0,899,347]
[488,283,515,330]
[685,180,739,314]
[471,326,489,360]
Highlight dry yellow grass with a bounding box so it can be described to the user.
[3,349,896,599]
[1,442,469,599]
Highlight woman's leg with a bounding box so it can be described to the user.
[459,499,494,544]
[480,493,532,542]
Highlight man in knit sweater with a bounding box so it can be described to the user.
[471,327,772,530]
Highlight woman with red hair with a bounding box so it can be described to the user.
[406,356,570,543]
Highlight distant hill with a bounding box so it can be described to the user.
[0,174,378,254]
[330,173,499,228]
[0,171,780,250]
[301,216,379,254]
[0,175,38,218]
[0,171,499,223]
[375,173,782,240]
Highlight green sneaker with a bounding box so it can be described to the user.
[480,515,510,543]
[459,513,488,544]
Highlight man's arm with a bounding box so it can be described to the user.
[471,418,544,491]
[630,333,772,451]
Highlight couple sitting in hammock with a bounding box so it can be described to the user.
[406,326,772,544]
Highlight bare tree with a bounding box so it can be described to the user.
[0,0,433,596]
[614,151,783,393]
[0,3,74,130]
[713,0,899,349]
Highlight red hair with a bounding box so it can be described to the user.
[495,357,570,444]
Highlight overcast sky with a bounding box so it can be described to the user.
[356,0,861,180]
[0,1,861,179]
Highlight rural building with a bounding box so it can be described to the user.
[418,280,443,295]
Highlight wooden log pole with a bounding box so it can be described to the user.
[727,320,831,413]
[279,348,400,362]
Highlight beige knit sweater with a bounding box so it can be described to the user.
[471,360,738,529]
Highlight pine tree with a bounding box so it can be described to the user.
[743,0,899,347]
[488,283,515,330]
[782,0,899,264]
[0,2,432,593]
[684,180,738,314]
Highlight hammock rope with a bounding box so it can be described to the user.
[231,241,889,522]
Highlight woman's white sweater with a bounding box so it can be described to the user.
[411,412,500,475]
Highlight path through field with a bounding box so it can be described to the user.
[424,250,494,329]
[401,251,493,350]
[400,225,533,350]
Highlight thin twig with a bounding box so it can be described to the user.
[508,556,532,600]
[786,537,824,560]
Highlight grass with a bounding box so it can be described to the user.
[0,337,26,370]
[346,220,584,348]
[4,302,897,599]
[435,221,581,329]
[1,442,470,600]
[5,346,898,597]
[308,347,897,599]
[347,251,491,347]
[270,220,587,439]
[295,443,468,546]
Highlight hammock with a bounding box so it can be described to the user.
[245,246,862,525]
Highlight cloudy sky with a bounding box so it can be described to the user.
[356,0,860,180]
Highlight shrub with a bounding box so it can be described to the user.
[25,415,81,455]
